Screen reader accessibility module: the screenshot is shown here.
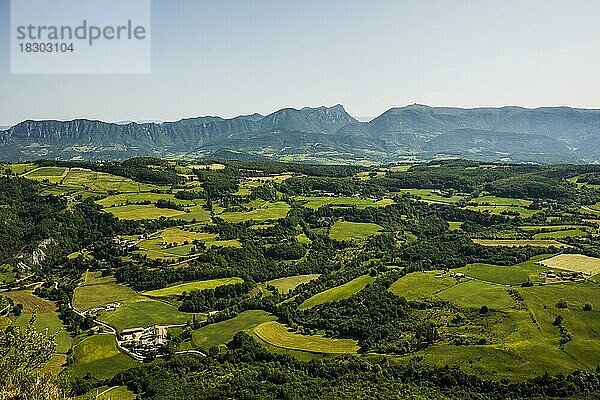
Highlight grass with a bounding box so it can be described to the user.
[254,321,359,354]
[396,189,465,204]
[465,205,540,218]
[436,280,514,310]
[299,274,376,310]
[389,271,457,301]
[533,229,587,239]
[97,298,197,332]
[538,254,600,275]
[191,310,276,349]
[9,163,36,174]
[143,277,244,297]
[519,224,590,232]
[41,354,67,375]
[76,386,135,400]
[96,192,195,208]
[329,221,383,241]
[454,254,552,285]
[448,221,462,231]
[11,313,72,353]
[267,274,321,294]
[219,201,290,223]
[73,281,137,311]
[471,195,532,206]
[104,204,186,220]
[473,239,567,248]
[136,229,240,260]
[2,290,56,313]
[296,196,394,210]
[70,334,138,380]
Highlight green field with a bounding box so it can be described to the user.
[396,189,466,204]
[9,163,36,174]
[299,274,376,309]
[519,224,590,232]
[267,274,321,294]
[104,204,186,220]
[73,280,137,311]
[437,280,514,310]
[254,321,359,354]
[473,239,567,247]
[454,255,552,285]
[296,196,394,210]
[471,195,532,206]
[219,201,290,223]
[98,298,198,332]
[136,229,240,260]
[143,277,244,297]
[70,334,138,380]
[11,313,72,353]
[26,166,66,177]
[329,221,383,241]
[465,205,540,218]
[533,229,587,239]
[76,386,135,400]
[448,221,462,231]
[60,168,166,194]
[389,271,457,301]
[191,310,276,349]
[97,192,195,208]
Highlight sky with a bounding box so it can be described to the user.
[0,0,599,125]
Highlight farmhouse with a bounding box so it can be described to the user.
[119,325,169,358]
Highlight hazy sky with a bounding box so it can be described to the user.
[1,0,599,125]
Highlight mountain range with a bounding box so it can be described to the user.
[3,104,600,164]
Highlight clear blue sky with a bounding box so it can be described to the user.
[1,0,599,125]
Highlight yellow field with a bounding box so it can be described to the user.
[538,254,600,276]
[254,321,359,354]
[2,290,56,313]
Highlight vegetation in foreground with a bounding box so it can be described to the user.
[2,157,600,399]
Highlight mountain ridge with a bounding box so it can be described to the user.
[3,104,600,164]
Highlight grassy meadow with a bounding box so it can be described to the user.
[254,321,359,354]
[299,274,376,309]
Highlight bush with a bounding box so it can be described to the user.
[583,303,593,311]
[556,300,568,309]
[479,305,489,314]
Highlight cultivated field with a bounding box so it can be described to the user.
[538,254,600,276]
[142,277,244,297]
[191,310,276,349]
[329,221,383,241]
[254,321,359,354]
[2,290,56,313]
[299,274,376,309]
[266,274,321,294]
[533,229,587,239]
